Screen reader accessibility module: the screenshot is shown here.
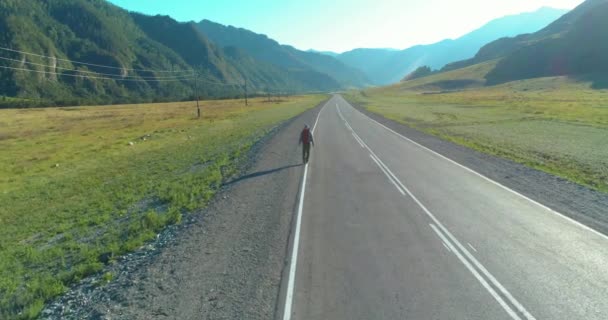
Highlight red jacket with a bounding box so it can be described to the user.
[300,128,314,145]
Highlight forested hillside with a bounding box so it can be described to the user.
[196,19,369,88]
[0,0,348,108]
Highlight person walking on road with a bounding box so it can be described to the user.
[299,124,315,164]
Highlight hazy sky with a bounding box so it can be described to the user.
[108,0,584,53]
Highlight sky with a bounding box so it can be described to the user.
[108,0,584,53]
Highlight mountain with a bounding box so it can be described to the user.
[0,0,344,107]
[480,0,608,85]
[337,48,400,83]
[307,49,340,57]
[336,7,568,85]
[402,66,435,81]
[196,20,370,88]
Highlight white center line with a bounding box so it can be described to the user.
[442,242,452,253]
[468,243,478,252]
[352,132,365,148]
[430,224,522,320]
[369,154,406,196]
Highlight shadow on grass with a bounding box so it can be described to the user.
[223,164,302,186]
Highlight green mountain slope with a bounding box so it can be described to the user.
[485,0,608,85]
[196,20,370,88]
[337,7,568,85]
[443,0,608,87]
[0,0,338,107]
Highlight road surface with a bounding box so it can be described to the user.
[281,95,608,320]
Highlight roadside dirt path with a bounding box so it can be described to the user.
[42,102,323,320]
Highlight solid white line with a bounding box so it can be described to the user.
[352,131,365,147]
[442,242,452,253]
[355,134,365,147]
[370,154,406,195]
[344,119,353,131]
[348,98,608,243]
[352,132,365,148]
[340,102,535,320]
[282,99,326,320]
[312,103,324,134]
[468,243,478,252]
[429,224,522,320]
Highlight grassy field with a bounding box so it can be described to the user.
[0,95,325,319]
[345,75,608,192]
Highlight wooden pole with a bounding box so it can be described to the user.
[195,73,201,118]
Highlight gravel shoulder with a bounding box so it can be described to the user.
[346,97,608,237]
[41,101,324,320]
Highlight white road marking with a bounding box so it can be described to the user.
[352,132,365,148]
[344,96,608,243]
[282,99,326,320]
[442,242,452,253]
[340,102,536,320]
[370,154,405,195]
[338,105,366,147]
[430,224,523,320]
[354,133,366,147]
[468,243,478,252]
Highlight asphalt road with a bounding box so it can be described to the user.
[281,95,608,320]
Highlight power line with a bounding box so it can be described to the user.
[196,77,243,87]
[0,46,260,92]
[0,55,195,80]
[0,63,254,89]
[0,65,196,82]
[0,46,193,74]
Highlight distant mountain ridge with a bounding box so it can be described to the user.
[469,0,608,85]
[307,49,340,57]
[335,7,568,85]
[196,20,370,88]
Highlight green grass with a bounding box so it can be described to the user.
[345,75,608,192]
[0,95,325,319]
[382,60,498,92]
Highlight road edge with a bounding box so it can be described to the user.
[274,97,329,320]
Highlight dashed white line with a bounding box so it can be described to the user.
[468,243,478,252]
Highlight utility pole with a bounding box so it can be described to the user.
[195,72,201,119]
[244,77,248,106]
